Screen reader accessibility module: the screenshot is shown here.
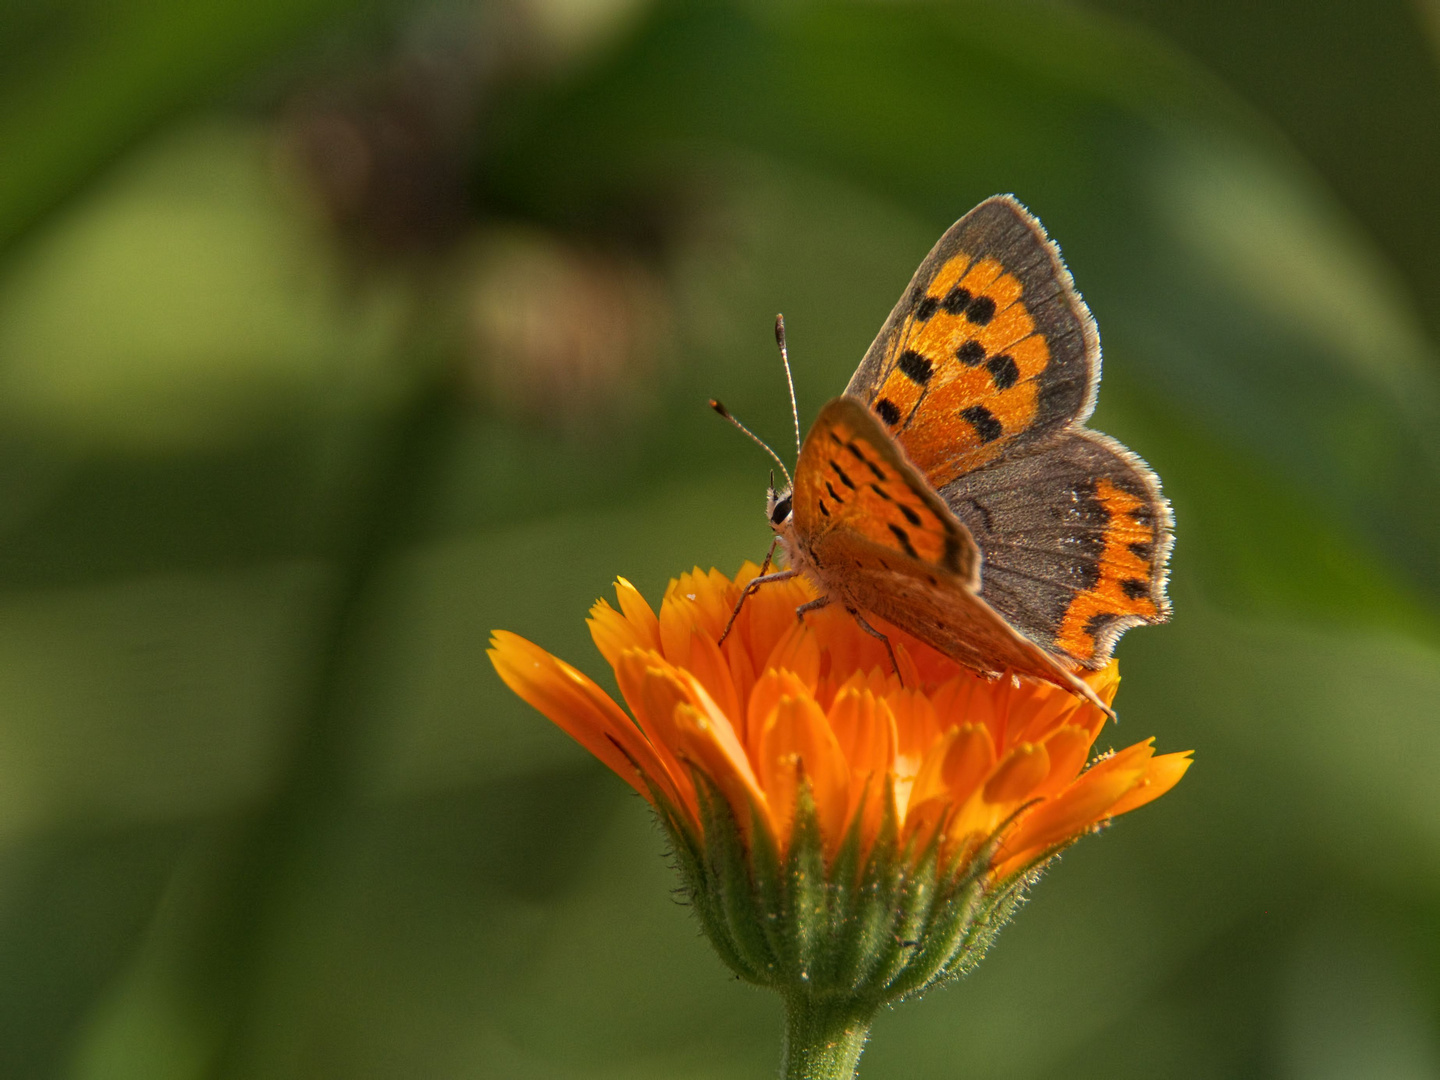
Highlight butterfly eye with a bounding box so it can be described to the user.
[770,496,793,525]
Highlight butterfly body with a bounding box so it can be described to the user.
[765,196,1172,703]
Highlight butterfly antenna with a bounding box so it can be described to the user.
[774,314,801,463]
[709,399,793,487]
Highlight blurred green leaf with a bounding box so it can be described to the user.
[0,0,383,256]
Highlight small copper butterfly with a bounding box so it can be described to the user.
[716,196,1172,712]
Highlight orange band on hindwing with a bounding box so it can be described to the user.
[1054,479,1162,663]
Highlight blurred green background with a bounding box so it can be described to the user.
[2,0,1439,1076]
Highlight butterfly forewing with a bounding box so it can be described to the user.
[791,398,978,587]
[844,196,1098,490]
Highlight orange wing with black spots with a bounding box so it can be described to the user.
[786,399,1113,705]
[791,398,978,588]
[831,195,1170,671]
[844,195,1097,490]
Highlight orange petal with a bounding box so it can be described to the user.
[930,673,994,733]
[892,640,922,688]
[488,632,688,814]
[998,754,1150,865]
[671,703,773,840]
[747,573,819,665]
[763,620,821,691]
[888,689,940,762]
[724,635,757,731]
[658,591,699,668]
[942,723,998,804]
[685,625,741,727]
[827,685,897,775]
[1033,724,1096,798]
[905,727,953,813]
[757,695,850,851]
[587,599,638,670]
[611,650,699,804]
[983,742,1051,805]
[614,577,661,651]
[677,671,759,796]
[695,567,739,634]
[1005,681,1093,747]
[1108,750,1193,816]
[845,772,891,862]
[746,668,814,755]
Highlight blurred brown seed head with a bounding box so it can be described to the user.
[463,227,669,433]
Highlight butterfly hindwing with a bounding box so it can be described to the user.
[938,430,1173,668]
[844,196,1098,491]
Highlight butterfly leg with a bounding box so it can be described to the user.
[794,595,832,622]
[717,560,798,646]
[849,608,903,685]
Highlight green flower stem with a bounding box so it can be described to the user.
[781,995,875,1080]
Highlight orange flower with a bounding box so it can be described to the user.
[490,561,1190,882]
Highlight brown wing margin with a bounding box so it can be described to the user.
[844,195,1101,449]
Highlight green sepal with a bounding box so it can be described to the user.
[812,782,870,992]
[691,772,778,983]
[652,778,755,983]
[748,796,791,976]
[860,816,947,997]
[657,765,1099,1017]
[785,779,831,988]
[837,784,904,994]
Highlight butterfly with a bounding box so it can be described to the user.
[719,196,1172,714]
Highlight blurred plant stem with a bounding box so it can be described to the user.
[187,356,462,1078]
[781,996,873,1080]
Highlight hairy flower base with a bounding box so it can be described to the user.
[490,561,1190,1024]
[666,768,1039,1012]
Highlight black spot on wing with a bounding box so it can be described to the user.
[941,285,972,315]
[960,405,1003,443]
[1127,540,1152,561]
[915,295,939,321]
[888,524,919,560]
[818,500,829,518]
[898,350,933,385]
[986,353,1019,389]
[874,398,901,426]
[1121,578,1149,600]
[956,340,986,366]
[898,503,922,526]
[826,480,843,502]
[829,460,856,489]
[869,483,892,501]
[845,441,886,480]
[965,295,997,325]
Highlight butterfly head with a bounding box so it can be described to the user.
[766,477,793,531]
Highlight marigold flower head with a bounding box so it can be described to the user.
[489,560,1190,1008]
